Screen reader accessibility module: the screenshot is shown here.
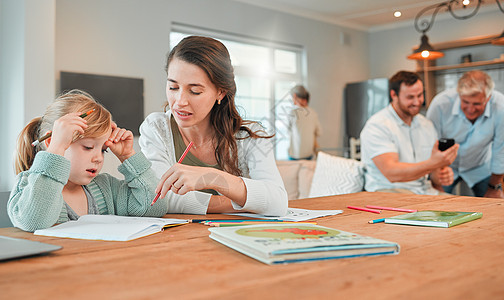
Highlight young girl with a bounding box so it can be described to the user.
[8,90,167,232]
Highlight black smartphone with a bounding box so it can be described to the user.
[438,138,455,151]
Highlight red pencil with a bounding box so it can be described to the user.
[151,141,194,206]
[347,205,381,214]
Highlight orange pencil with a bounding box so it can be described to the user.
[151,141,194,206]
[31,109,96,147]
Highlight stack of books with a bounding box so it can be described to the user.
[209,223,400,265]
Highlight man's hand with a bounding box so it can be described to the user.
[484,188,504,198]
[429,140,459,169]
[432,166,454,187]
[430,167,454,192]
[484,175,504,198]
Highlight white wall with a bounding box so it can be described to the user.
[54,0,370,154]
[4,1,500,191]
[1,0,370,189]
[368,9,504,79]
[0,0,55,191]
[0,0,23,191]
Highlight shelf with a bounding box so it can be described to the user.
[432,34,500,51]
[421,59,504,72]
[414,33,504,107]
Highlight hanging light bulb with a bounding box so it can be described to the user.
[407,34,444,60]
[408,0,503,59]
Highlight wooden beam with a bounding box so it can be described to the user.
[411,34,501,51]
[426,59,504,71]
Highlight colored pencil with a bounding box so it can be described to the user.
[368,218,385,224]
[151,141,194,206]
[347,205,381,214]
[31,109,96,147]
[190,219,284,223]
[365,205,417,213]
[207,222,318,227]
[203,220,315,225]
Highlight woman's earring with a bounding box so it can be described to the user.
[217,99,221,105]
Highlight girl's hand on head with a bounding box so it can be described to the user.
[105,122,135,162]
[46,113,88,156]
[155,164,222,198]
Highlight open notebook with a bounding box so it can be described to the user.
[34,215,188,241]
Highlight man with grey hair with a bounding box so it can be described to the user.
[287,85,322,160]
[427,70,504,198]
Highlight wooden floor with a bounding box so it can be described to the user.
[1,192,503,299]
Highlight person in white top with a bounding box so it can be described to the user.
[360,71,459,194]
[139,36,287,216]
[287,85,322,160]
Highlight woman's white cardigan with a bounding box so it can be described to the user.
[139,111,288,216]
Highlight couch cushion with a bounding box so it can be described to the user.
[308,152,365,198]
[276,160,301,200]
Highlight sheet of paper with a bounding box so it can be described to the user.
[226,208,343,221]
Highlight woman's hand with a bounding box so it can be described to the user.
[105,122,135,162]
[156,164,220,197]
[156,162,247,207]
[46,113,88,156]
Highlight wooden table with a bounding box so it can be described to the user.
[1,192,503,299]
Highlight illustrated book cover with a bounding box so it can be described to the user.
[209,223,399,265]
[384,210,482,228]
[34,215,188,241]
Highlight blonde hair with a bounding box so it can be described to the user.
[14,89,112,174]
[457,70,494,98]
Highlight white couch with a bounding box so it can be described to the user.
[276,152,366,200]
[102,147,365,201]
[276,159,317,200]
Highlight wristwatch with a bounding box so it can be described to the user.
[488,183,503,190]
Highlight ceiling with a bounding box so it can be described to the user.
[232,0,500,31]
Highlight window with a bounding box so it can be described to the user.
[170,26,304,160]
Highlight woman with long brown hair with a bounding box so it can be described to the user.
[139,36,287,216]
